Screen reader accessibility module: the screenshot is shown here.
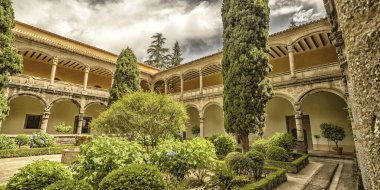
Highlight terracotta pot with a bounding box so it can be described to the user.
[332,147,343,155]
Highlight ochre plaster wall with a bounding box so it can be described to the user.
[186,107,200,139]
[47,101,78,134]
[203,105,225,137]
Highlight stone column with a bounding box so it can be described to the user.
[76,112,84,135]
[294,103,306,152]
[83,67,90,91]
[40,110,50,133]
[0,121,3,132]
[111,73,115,87]
[288,45,296,78]
[180,74,184,97]
[49,57,58,85]
[164,80,168,94]
[199,115,204,137]
[199,70,203,95]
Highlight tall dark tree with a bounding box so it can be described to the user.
[168,41,183,68]
[0,0,23,121]
[108,47,140,105]
[145,33,170,70]
[221,0,272,153]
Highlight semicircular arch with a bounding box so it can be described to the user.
[7,93,48,108]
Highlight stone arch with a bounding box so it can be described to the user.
[290,30,331,47]
[17,47,55,60]
[273,92,295,106]
[48,98,81,111]
[166,75,181,94]
[84,101,107,110]
[203,101,224,137]
[202,101,223,114]
[7,93,48,109]
[153,79,165,94]
[268,42,288,47]
[140,79,151,92]
[296,87,347,105]
[183,68,200,76]
[185,103,200,112]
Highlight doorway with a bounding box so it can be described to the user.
[74,116,92,134]
[286,115,313,150]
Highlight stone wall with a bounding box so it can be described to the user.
[324,0,380,189]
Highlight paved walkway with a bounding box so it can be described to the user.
[0,154,61,185]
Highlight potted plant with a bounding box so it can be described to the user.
[54,122,72,134]
[320,123,346,155]
[191,125,200,137]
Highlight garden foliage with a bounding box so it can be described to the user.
[108,47,140,105]
[251,138,269,155]
[15,134,29,148]
[91,92,188,147]
[266,145,289,162]
[208,134,237,159]
[99,164,165,190]
[30,132,54,148]
[43,180,93,190]
[225,152,255,175]
[246,150,265,178]
[268,133,296,152]
[320,123,346,149]
[144,33,170,70]
[53,122,72,134]
[6,160,72,190]
[0,134,16,150]
[221,0,272,153]
[71,136,143,187]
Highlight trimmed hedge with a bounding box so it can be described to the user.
[235,167,287,190]
[0,146,78,158]
[265,153,309,173]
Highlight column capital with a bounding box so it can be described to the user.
[84,66,90,73]
[287,45,294,53]
[52,57,59,65]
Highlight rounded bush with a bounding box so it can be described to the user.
[0,134,16,150]
[6,160,72,190]
[224,152,241,164]
[268,133,296,152]
[15,134,29,148]
[225,152,254,175]
[30,132,54,148]
[251,139,268,155]
[71,136,143,187]
[208,134,237,159]
[266,145,289,162]
[43,180,92,190]
[246,150,265,178]
[99,164,165,190]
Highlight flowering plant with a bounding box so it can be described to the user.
[30,132,54,148]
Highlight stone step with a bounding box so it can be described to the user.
[303,163,339,190]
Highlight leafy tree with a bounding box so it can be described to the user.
[0,0,23,121]
[91,91,188,148]
[320,123,346,150]
[108,47,140,105]
[221,0,272,153]
[168,41,183,68]
[144,33,170,70]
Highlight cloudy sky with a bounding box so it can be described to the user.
[12,0,325,63]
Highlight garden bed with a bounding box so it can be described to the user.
[265,153,309,173]
[235,166,287,190]
[0,146,78,158]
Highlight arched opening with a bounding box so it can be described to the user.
[185,106,200,140]
[83,103,107,134]
[47,100,79,134]
[2,96,44,134]
[140,80,150,92]
[183,70,200,92]
[201,64,222,89]
[167,76,181,94]
[301,91,354,152]
[153,80,165,94]
[261,97,294,139]
[203,104,224,137]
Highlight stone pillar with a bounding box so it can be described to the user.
[76,112,84,135]
[180,74,184,97]
[111,73,115,87]
[288,45,296,78]
[199,70,203,95]
[199,116,204,137]
[164,80,168,94]
[294,104,306,152]
[49,57,58,85]
[83,67,90,91]
[40,110,50,133]
[0,121,3,132]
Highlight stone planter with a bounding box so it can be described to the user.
[61,148,80,165]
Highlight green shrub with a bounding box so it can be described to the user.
[43,180,92,190]
[6,160,72,190]
[30,132,54,148]
[15,134,29,148]
[320,123,346,149]
[99,164,165,190]
[75,135,92,146]
[0,134,16,150]
[191,125,200,136]
[207,163,236,190]
[246,150,265,178]
[268,133,296,152]
[0,186,5,190]
[225,152,254,175]
[0,146,77,158]
[266,146,289,162]
[231,175,252,188]
[224,152,241,164]
[251,138,269,155]
[71,136,143,187]
[54,122,72,134]
[208,134,237,159]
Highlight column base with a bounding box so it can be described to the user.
[296,141,308,153]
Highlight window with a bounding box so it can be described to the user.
[24,115,42,129]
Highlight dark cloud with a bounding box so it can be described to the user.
[12,0,324,63]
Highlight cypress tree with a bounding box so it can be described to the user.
[108,47,140,105]
[168,41,183,68]
[221,0,272,153]
[144,33,170,70]
[0,0,23,121]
